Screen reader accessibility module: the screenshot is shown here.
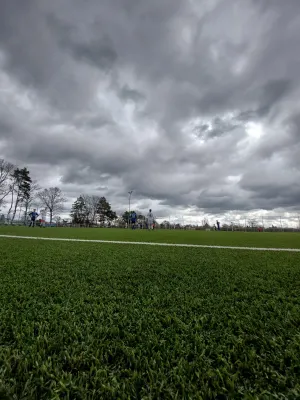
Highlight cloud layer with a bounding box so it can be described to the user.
[1,0,300,223]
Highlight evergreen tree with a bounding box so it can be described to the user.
[97,197,117,225]
[107,208,117,222]
[10,168,32,223]
[122,211,131,224]
[122,210,140,224]
[70,196,88,224]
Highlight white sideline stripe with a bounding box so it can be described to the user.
[0,234,300,252]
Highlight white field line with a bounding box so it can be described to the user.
[0,234,300,252]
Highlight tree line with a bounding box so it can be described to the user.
[70,195,117,225]
[0,158,144,226]
[70,197,149,226]
[0,159,66,224]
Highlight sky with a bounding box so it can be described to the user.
[0,0,300,226]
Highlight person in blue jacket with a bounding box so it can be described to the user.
[29,209,39,227]
[131,211,137,229]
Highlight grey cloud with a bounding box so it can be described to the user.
[255,113,300,161]
[118,85,145,103]
[5,134,139,177]
[236,79,292,123]
[1,0,300,219]
[70,39,117,70]
[195,117,240,140]
[236,107,270,122]
[48,14,118,71]
[239,161,300,210]
[0,2,101,113]
[261,79,291,108]
[73,114,114,129]
[0,0,55,87]
[60,167,111,186]
[0,120,13,138]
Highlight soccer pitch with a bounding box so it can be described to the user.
[0,228,299,399]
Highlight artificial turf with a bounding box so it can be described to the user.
[1,226,300,248]
[0,235,299,399]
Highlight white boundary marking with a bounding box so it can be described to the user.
[0,234,300,252]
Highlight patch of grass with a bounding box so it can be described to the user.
[0,238,300,399]
[1,225,300,248]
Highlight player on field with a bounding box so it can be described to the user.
[29,209,39,227]
[40,209,47,228]
[131,211,137,229]
[147,209,154,230]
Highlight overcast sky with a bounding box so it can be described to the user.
[1,0,300,225]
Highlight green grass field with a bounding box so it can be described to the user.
[1,226,300,248]
[0,228,300,399]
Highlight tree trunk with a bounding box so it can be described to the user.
[50,209,53,224]
[11,191,20,223]
[24,202,29,225]
[18,203,22,220]
[7,187,15,221]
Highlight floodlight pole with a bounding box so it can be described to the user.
[128,191,133,228]
[280,216,282,231]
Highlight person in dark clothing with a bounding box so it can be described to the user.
[216,220,221,231]
[29,209,39,227]
[131,211,137,229]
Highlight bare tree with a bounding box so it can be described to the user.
[83,195,100,224]
[0,159,14,207]
[37,187,66,224]
[6,188,15,221]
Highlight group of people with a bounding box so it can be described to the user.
[28,208,155,229]
[130,209,155,230]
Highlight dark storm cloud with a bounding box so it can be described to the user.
[0,0,101,112]
[47,15,118,71]
[1,0,300,219]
